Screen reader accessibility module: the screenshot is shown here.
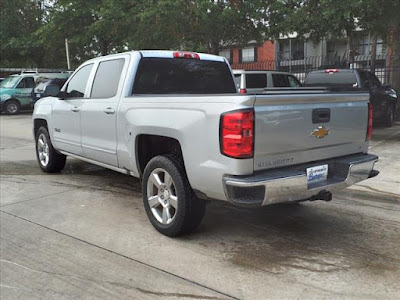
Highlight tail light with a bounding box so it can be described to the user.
[173,51,200,59]
[239,88,247,94]
[325,69,338,74]
[220,109,254,158]
[366,103,373,141]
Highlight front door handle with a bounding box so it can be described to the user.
[71,106,80,112]
[104,107,115,115]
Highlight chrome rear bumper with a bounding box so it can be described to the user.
[223,153,378,207]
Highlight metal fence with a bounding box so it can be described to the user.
[231,54,399,84]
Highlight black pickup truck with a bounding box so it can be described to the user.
[304,69,398,127]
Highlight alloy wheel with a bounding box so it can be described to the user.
[37,133,50,167]
[146,168,178,224]
[6,103,18,114]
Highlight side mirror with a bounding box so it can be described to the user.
[57,91,68,99]
[44,84,60,97]
[383,83,392,89]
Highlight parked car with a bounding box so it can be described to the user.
[304,69,398,127]
[233,70,302,94]
[33,50,378,237]
[31,78,68,107]
[0,72,69,115]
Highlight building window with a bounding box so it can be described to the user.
[278,39,304,60]
[219,49,232,63]
[241,47,256,63]
[352,33,369,56]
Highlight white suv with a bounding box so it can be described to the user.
[233,70,302,94]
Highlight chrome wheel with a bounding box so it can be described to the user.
[146,168,178,225]
[6,102,18,114]
[37,133,50,167]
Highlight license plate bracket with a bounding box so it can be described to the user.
[307,164,328,185]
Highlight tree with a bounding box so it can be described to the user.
[0,0,51,67]
[40,0,139,68]
[131,0,267,54]
[266,0,400,93]
[357,0,400,93]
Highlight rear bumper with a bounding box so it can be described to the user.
[223,153,378,207]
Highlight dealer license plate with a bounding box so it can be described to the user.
[307,164,328,184]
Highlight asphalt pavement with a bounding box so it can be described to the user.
[1,112,399,299]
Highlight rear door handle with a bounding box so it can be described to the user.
[104,107,115,115]
[71,106,80,112]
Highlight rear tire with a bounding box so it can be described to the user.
[35,126,66,173]
[4,99,21,115]
[142,154,206,237]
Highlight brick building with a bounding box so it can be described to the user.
[219,40,275,69]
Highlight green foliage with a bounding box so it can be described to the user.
[0,0,47,67]
[0,0,398,69]
[131,0,266,54]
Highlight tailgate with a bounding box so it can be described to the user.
[253,92,370,171]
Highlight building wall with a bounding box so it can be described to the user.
[257,41,275,61]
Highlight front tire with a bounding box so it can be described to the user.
[142,155,206,237]
[35,126,66,173]
[4,99,21,115]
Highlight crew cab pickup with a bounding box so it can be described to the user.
[33,51,379,236]
[304,69,398,127]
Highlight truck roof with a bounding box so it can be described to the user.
[84,50,227,64]
[308,69,357,73]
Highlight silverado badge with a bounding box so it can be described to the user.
[311,126,330,138]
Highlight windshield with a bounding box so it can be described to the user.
[0,76,20,89]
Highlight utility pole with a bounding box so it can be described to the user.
[65,38,71,70]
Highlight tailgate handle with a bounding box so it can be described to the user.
[312,108,330,123]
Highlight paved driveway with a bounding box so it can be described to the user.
[1,113,399,299]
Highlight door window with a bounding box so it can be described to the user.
[17,77,35,89]
[272,74,289,87]
[367,72,382,88]
[287,75,301,87]
[66,64,93,98]
[91,59,125,98]
[358,71,370,89]
[246,74,267,88]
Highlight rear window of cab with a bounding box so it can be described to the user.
[132,58,236,94]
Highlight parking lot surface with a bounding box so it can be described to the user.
[1,113,400,299]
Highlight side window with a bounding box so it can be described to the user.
[17,77,35,89]
[272,74,289,87]
[246,74,267,89]
[234,74,241,88]
[91,58,125,98]
[358,71,370,89]
[66,64,93,98]
[368,72,381,88]
[287,75,301,87]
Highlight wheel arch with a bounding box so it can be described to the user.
[33,118,48,137]
[136,134,185,178]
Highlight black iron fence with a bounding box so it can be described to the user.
[231,54,399,85]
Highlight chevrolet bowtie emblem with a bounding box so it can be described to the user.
[311,126,330,138]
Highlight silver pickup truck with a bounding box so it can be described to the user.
[33,50,379,236]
